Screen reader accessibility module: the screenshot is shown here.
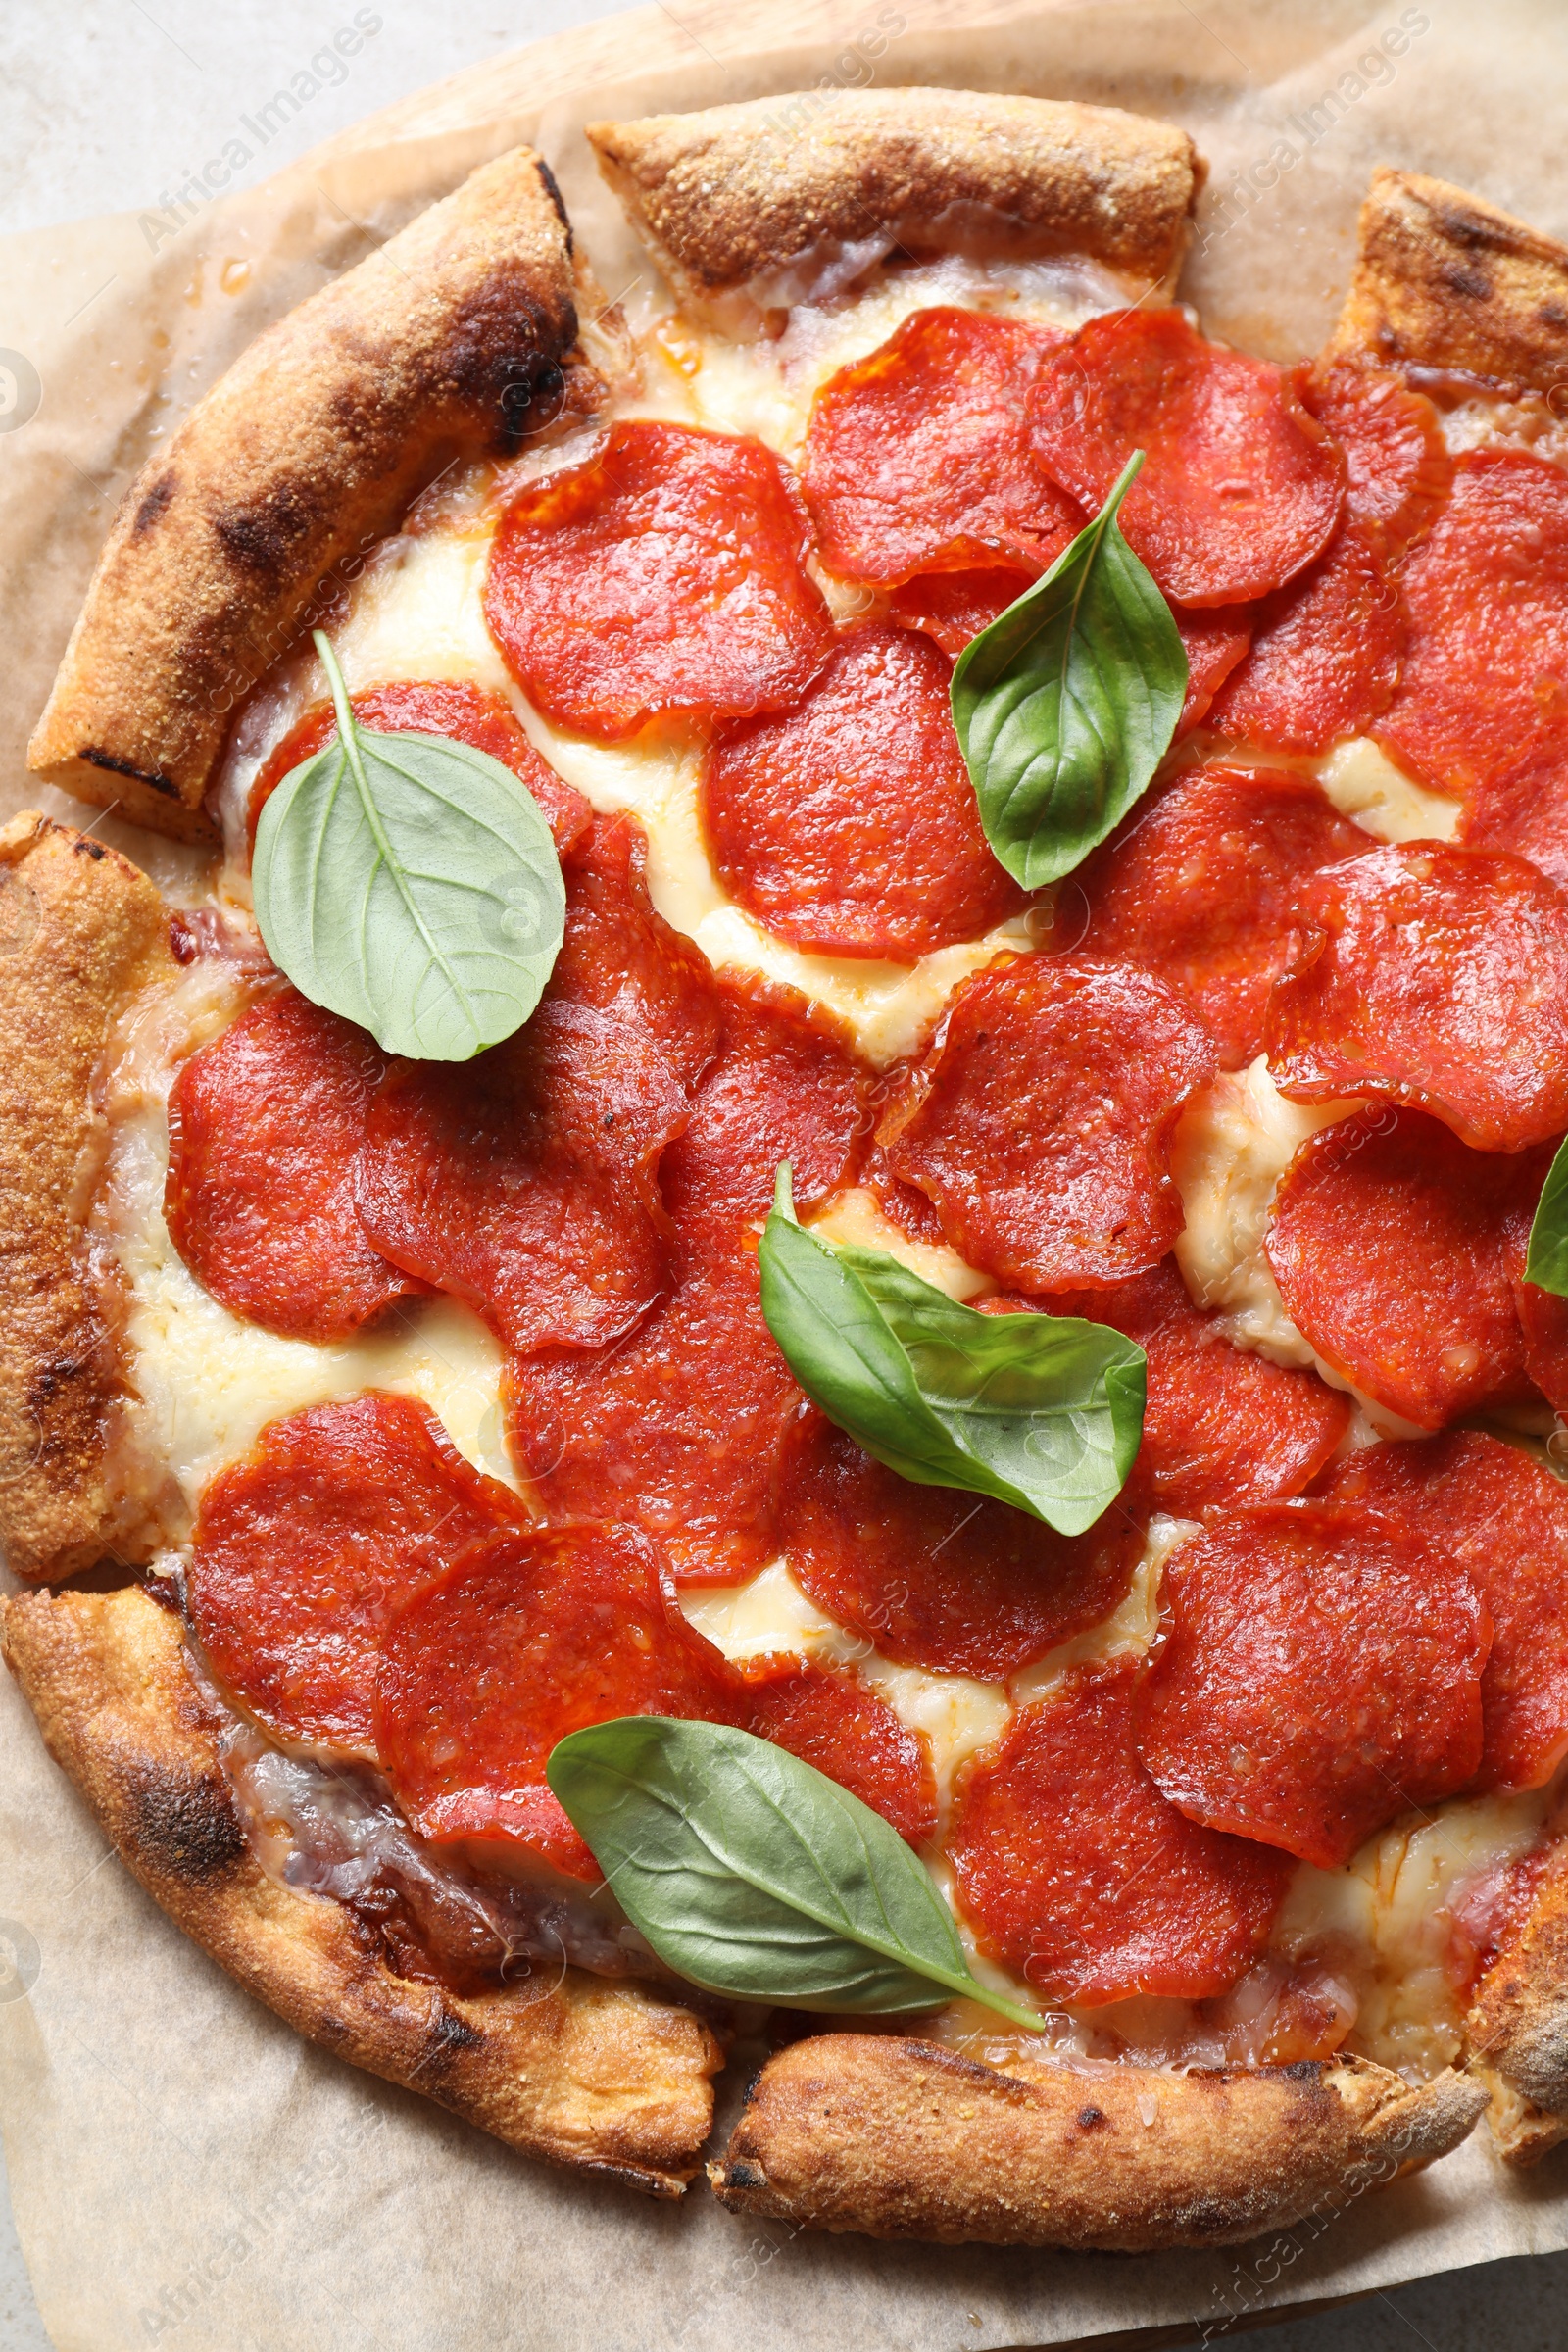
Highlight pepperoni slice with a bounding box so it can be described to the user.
[1029,308,1345,606]
[1323,1434,1568,1795]
[355,1004,687,1356]
[166,993,418,1343]
[1265,1108,1529,1429]
[508,978,868,1582]
[949,1658,1289,2002]
[801,306,1080,587]
[553,813,722,1091]
[887,566,1034,657]
[189,1394,526,1754]
[1134,1503,1491,1868]
[1265,843,1568,1152]
[354,813,724,1356]
[858,1138,950,1249]
[744,1661,938,1846]
[1174,605,1253,735]
[659,974,869,1247]
[778,1412,1143,1681]
[484,420,834,741]
[878,956,1217,1289]
[1077,764,1364,1065]
[1299,363,1452,563]
[1204,520,1402,753]
[1500,1159,1568,1411]
[376,1524,743,1880]
[247,680,590,855]
[1377,452,1568,805]
[1004,1261,1349,1515]
[1459,760,1568,893]
[701,624,1025,960]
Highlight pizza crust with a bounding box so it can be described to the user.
[586,88,1200,312]
[1467,1830,1568,2167]
[27,146,587,845]
[0,813,172,1582]
[0,1582,725,2194]
[1325,167,1568,392]
[708,2032,1487,2250]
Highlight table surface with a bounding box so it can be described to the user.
[3,3,1567,2345]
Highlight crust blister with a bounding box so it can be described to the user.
[28,146,585,842]
[0,1583,725,2192]
[709,2033,1486,2249]
[587,88,1200,311]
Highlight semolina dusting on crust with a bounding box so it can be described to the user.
[586,88,1200,311]
[0,1584,725,2193]
[1326,167,1568,392]
[0,814,172,1583]
[709,2033,1486,2250]
[27,146,586,844]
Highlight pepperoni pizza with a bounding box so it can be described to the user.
[5,89,1568,2251]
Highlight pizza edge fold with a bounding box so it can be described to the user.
[0,1582,727,2196]
[584,86,1201,306]
[26,144,585,843]
[707,2033,1486,2251]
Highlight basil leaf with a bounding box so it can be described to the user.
[951,450,1188,888]
[548,1716,1042,2029]
[1526,1135,1568,1296]
[759,1166,1144,1538]
[252,632,565,1061]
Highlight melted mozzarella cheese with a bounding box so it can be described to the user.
[1274,1785,1553,2077]
[1315,736,1461,843]
[807,1185,994,1302]
[625,250,1136,462]
[1007,1515,1197,1708]
[1169,1059,1431,1436]
[681,1516,1194,1832]
[1170,1056,1360,1367]
[677,1559,1011,1819]
[1199,736,1461,847]
[1441,394,1568,466]
[510,702,1037,1066]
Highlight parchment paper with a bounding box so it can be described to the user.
[4,4,1568,2345]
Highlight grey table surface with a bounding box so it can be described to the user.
[3,4,1568,2347]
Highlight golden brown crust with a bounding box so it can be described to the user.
[0,814,172,1581]
[587,89,1200,309]
[28,147,583,842]
[1325,167,1568,391]
[709,2033,1485,2249]
[1467,1831,1568,2165]
[0,1584,723,2192]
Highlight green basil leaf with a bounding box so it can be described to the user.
[252,632,565,1061]
[1526,1135,1568,1296]
[758,1166,1145,1538]
[951,450,1188,888]
[548,1715,1042,2028]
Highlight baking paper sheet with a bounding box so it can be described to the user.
[3,3,1568,2344]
